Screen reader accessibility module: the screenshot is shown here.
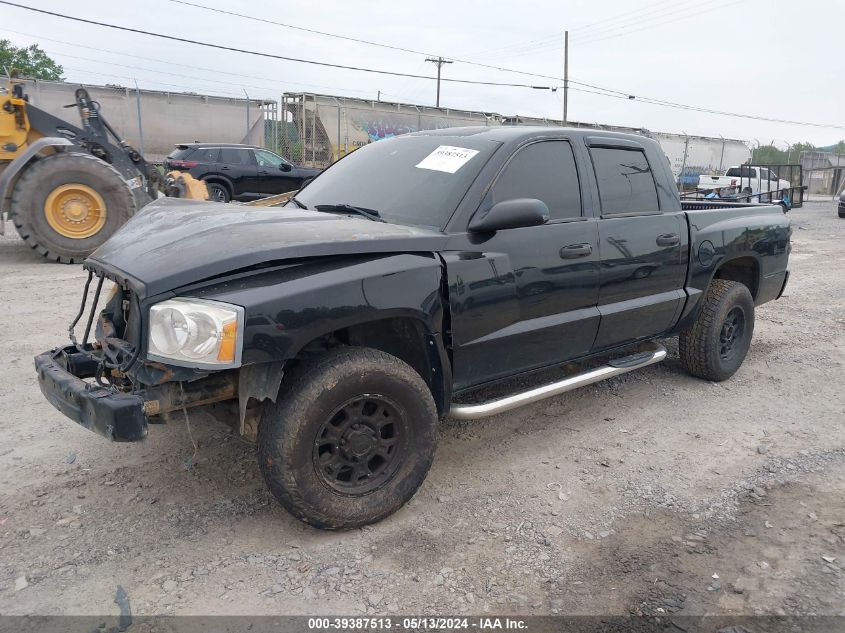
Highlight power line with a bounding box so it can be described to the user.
[163,0,575,83]
[3,2,843,130]
[575,0,743,45]
[572,0,715,40]
[570,0,681,33]
[0,2,556,90]
[467,0,693,58]
[475,0,734,59]
[1,28,407,99]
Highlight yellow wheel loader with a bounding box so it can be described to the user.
[0,78,208,263]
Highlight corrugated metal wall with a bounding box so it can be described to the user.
[17,78,269,162]
[274,93,750,176]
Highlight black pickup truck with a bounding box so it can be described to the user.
[35,127,791,529]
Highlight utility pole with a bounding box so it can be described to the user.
[563,30,569,125]
[243,89,250,141]
[425,56,452,108]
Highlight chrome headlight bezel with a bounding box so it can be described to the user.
[146,297,245,370]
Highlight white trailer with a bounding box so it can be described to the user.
[653,133,751,188]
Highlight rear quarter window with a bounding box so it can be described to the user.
[167,147,194,160]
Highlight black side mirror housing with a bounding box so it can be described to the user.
[280,163,293,172]
[468,198,550,233]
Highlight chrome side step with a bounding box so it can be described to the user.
[448,343,667,420]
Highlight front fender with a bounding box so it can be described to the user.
[186,253,446,365]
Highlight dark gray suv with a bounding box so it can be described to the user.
[164,143,321,203]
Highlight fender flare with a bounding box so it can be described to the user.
[0,137,74,232]
[674,251,763,333]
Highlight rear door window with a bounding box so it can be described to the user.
[590,147,659,215]
[726,166,757,178]
[490,140,582,221]
[192,148,219,163]
[219,148,256,165]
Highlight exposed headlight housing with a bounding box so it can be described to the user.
[147,298,244,368]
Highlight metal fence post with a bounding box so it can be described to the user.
[336,100,341,162]
[243,89,250,143]
[679,133,689,191]
[133,79,144,156]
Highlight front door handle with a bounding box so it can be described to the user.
[656,233,680,247]
[559,243,592,259]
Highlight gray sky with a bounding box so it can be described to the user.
[3,0,843,146]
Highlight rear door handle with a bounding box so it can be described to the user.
[656,233,680,247]
[559,243,592,259]
[220,166,230,171]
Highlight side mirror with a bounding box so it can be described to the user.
[280,163,292,172]
[468,198,549,233]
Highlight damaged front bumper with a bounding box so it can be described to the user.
[35,345,242,443]
[35,345,148,442]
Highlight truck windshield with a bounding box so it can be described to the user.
[294,135,501,230]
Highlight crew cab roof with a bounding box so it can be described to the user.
[406,125,652,146]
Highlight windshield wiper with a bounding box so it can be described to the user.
[314,203,386,222]
[290,196,308,209]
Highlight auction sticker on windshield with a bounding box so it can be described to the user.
[416,145,480,174]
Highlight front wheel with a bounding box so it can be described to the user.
[257,347,438,530]
[679,279,755,382]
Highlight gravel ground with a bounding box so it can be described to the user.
[0,200,843,618]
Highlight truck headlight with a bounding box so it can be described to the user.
[148,298,243,368]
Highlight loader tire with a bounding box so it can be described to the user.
[10,152,136,264]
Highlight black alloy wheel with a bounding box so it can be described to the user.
[313,395,406,495]
[719,306,746,361]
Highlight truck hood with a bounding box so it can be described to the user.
[86,198,448,297]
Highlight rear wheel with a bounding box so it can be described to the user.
[10,153,135,263]
[205,181,230,203]
[257,347,438,530]
[679,279,755,382]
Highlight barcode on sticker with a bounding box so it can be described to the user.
[416,145,479,174]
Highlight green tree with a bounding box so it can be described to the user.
[790,142,815,161]
[0,40,63,80]
[752,144,786,164]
